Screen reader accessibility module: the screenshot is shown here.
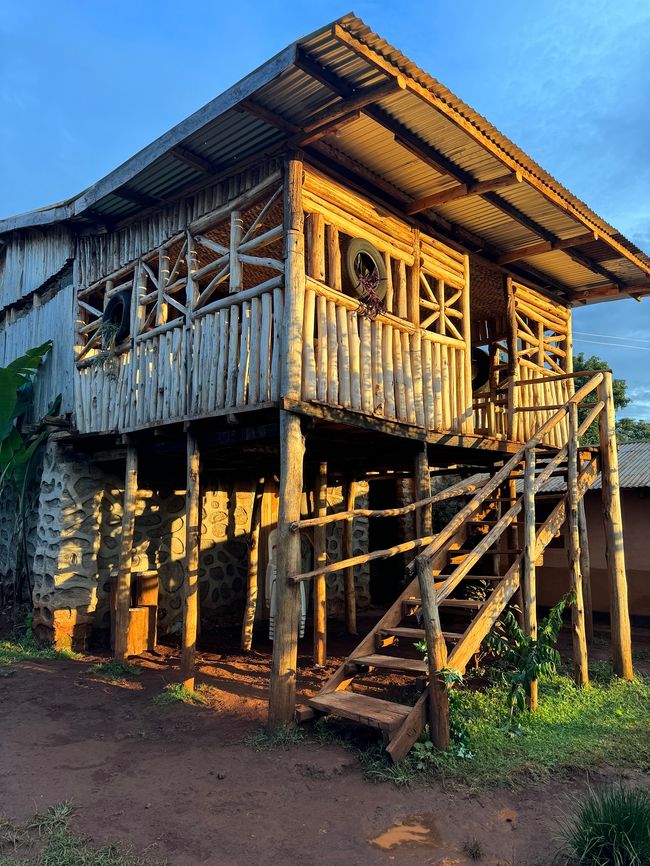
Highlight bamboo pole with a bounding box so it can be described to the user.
[522,447,538,710]
[567,404,589,687]
[415,555,449,750]
[506,277,519,441]
[268,410,305,727]
[313,462,328,666]
[241,477,265,652]
[578,498,594,642]
[181,432,201,690]
[597,372,633,680]
[414,445,432,538]
[344,479,358,635]
[114,446,138,661]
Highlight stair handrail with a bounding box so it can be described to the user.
[410,370,604,576]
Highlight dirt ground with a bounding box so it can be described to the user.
[1,626,648,866]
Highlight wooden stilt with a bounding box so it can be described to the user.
[181,432,201,690]
[414,445,432,537]
[114,446,138,661]
[597,372,633,680]
[578,498,594,642]
[521,447,538,710]
[415,555,449,750]
[313,462,328,667]
[268,410,305,727]
[241,477,265,652]
[344,479,358,635]
[567,404,589,687]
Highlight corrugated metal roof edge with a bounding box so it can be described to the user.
[334,15,650,277]
[2,12,648,283]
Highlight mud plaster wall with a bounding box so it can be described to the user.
[323,481,371,618]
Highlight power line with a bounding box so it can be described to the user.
[573,336,650,352]
[574,330,650,345]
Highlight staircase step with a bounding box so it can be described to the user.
[379,627,463,642]
[308,691,411,732]
[350,654,427,674]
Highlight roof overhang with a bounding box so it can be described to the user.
[2,14,648,305]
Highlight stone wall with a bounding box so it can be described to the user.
[2,438,373,647]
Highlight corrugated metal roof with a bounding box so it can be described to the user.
[526,442,650,494]
[1,13,648,301]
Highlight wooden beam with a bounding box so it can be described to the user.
[241,477,265,652]
[407,173,521,215]
[114,446,138,661]
[597,372,633,680]
[301,79,403,135]
[498,232,598,265]
[180,432,201,690]
[414,555,449,751]
[114,186,164,208]
[344,479,358,635]
[578,498,594,642]
[313,462,328,667]
[170,145,219,175]
[567,404,589,688]
[414,445,432,537]
[268,410,305,727]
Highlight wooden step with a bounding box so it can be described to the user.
[350,654,427,674]
[379,627,463,642]
[308,691,411,732]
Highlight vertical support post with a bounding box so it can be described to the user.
[598,372,633,680]
[415,555,449,750]
[268,411,305,727]
[343,479,358,635]
[505,277,519,441]
[114,446,138,661]
[414,445,432,538]
[268,154,307,727]
[461,253,474,433]
[181,431,201,690]
[242,477,265,652]
[522,447,538,710]
[313,462,328,667]
[578,498,594,642]
[229,211,243,293]
[567,404,589,687]
[156,248,170,325]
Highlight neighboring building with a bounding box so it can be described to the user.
[539,442,650,622]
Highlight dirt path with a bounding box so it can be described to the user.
[3,642,644,866]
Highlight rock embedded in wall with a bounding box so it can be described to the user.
[324,481,371,617]
[31,439,105,650]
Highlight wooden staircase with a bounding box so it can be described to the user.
[301,376,606,762]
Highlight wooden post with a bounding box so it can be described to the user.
[268,153,307,727]
[241,477,265,652]
[181,432,201,690]
[268,411,305,728]
[567,404,589,687]
[505,277,519,441]
[598,372,633,680]
[343,479,358,635]
[414,445,432,538]
[578,498,594,642]
[415,555,449,750]
[313,462,328,667]
[521,447,538,710]
[114,446,138,661]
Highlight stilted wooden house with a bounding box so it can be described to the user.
[1,15,648,759]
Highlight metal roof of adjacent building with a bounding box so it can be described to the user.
[2,13,649,304]
[526,442,650,494]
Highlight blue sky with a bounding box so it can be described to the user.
[2,1,649,417]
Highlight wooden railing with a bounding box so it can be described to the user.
[302,278,471,432]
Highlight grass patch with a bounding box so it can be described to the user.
[153,683,207,705]
[244,724,306,751]
[0,635,77,666]
[311,665,650,790]
[88,661,142,681]
[0,803,158,866]
[559,785,650,865]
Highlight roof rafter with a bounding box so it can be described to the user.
[497,232,598,265]
[406,173,521,214]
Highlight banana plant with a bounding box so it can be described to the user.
[0,342,61,604]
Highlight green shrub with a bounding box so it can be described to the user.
[560,785,650,865]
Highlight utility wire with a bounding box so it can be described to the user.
[574,330,650,345]
[573,336,650,352]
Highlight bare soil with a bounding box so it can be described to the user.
[1,625,647,866]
